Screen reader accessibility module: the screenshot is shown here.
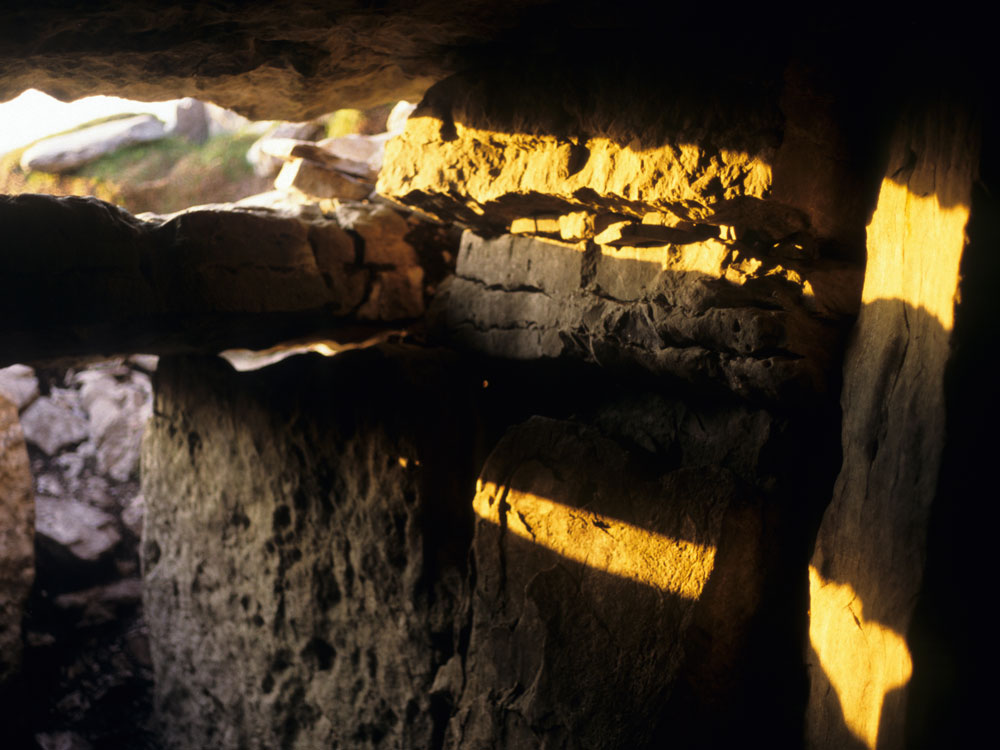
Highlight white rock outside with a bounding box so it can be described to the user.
[35,497,121,563]
[19,114,167,173]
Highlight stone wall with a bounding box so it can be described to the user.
[0,6,991,750]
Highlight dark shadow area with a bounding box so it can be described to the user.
[906,95,998,749]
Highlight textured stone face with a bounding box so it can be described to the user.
[376,52,876,256]
[142,347,485,750]
[431,229,861,401]
[806,97,980,749]
[0,395,34,687]
[378,63,787,238]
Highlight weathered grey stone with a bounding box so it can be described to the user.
[259,138,376,180]
[20,114,166,173]
[0,364,39,410]
[20,392,90,456]
[247,121,327,178]
[35,497,121,563]
[0,395,34,687]
[142,347,484,750]
[333,203,419,267]
[385,101,418,134]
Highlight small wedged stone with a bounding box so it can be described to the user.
[274,157,375,201]
[260,138,375,180]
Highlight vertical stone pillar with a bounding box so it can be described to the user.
[0,394,35,687]
[142,347,483,750]
[805,95,980,749]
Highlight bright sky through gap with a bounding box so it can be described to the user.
[0,89,180,156]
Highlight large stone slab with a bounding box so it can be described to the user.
[806,95,980,749]
[20,114,166,173]
[142,347,485,750]
[0,395,34,687]
[444,412,828,749]
[431,229,861,401]
[0,194,447,364]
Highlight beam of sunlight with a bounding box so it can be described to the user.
[862,178,970,332]
[809,565,912,749]
[599,239,730,277]
[472,478,715,599]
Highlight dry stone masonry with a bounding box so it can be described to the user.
[0,5,992,750]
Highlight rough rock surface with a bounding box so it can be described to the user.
[76,369,152,481]
[0,394,34,687]
[448,416,757,748]
[170,98,209,144]
[0,1,567,117]
[377,53,876,257]
[441,390,841,749]
[0,194,455,365]
[806,97,980,748]
[247,121,327,178]
[431,229,861,401]
[19,114,167,174]
[142,347,485,750]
